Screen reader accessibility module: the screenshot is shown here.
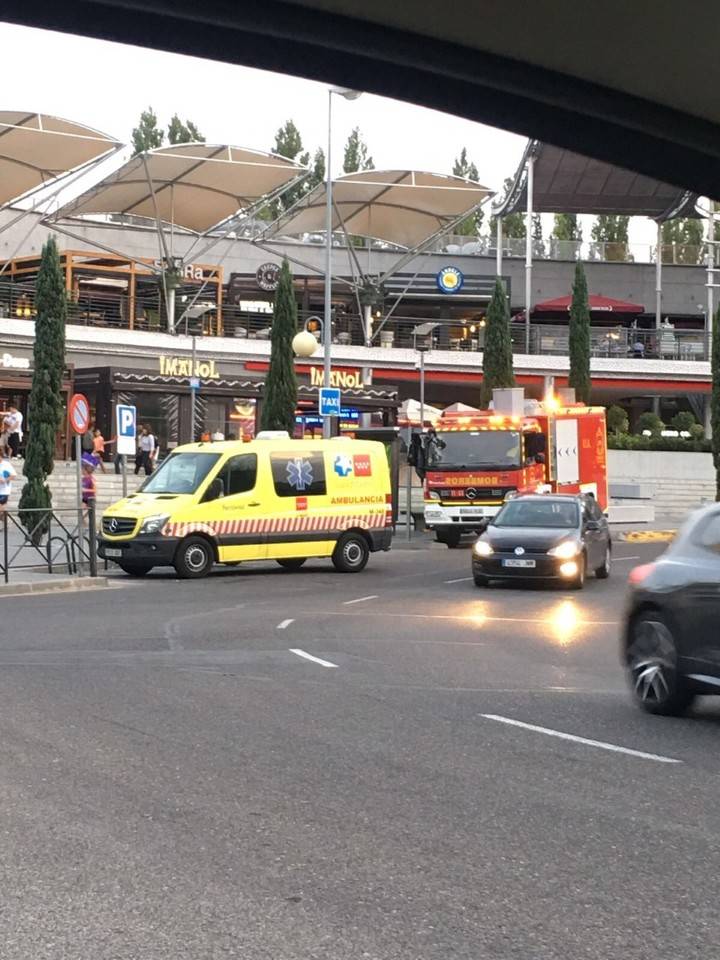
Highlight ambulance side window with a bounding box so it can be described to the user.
[221,454,257,496]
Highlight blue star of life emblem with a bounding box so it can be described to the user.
[286,457,314,491]
[334,454,353,477]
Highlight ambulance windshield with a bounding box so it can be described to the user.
[429,431,522,470]
[141,452,221,495]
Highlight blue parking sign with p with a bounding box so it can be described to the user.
[116,404,137,456]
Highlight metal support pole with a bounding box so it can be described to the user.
[121,454,127,499]
[167,285,176,335]
[405,426,413,541]
[419,348,426,428]
[655,221,663,328]
[2,511,8,584]
[496,216,503,277]
[525,154,534,354]
[75,434,83,576]
[190,334,197,442]
[323,89,334,440]
[88,499,98,578]
[707,206,715,335]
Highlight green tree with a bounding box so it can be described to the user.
[452,147,483,236]
[343,127,374,173]
[267,120,324,218]
[552,213,582,242]
[167,115,204,144]
[661,217,704,265]
[131,107,164,155]
[260,259,298,434]
[18,237,67,542]
[591,214,630,261]
[488,178,526,242]
[607,405,629,435]
[480,279,515,408]
[273,119,304,162]
[568,262,591,404]
[713,306,720,499]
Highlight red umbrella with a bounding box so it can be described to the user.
[533,294,645,314]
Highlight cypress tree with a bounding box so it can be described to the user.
[19,236,67,541]
[260,259,298,434]
[480,278,515,408]
[568,261,591,404]
[712,306,720,500]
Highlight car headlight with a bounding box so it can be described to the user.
[473,539,494,557]
[427,490,441,501]
[548,540,581,559]
[139,514,170,535]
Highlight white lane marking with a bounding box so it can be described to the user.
[343,595,379,605]
[277,619,294,630]
[289,648,338,669]
[315,610,618,626]
[614,556,640,562]
[480,714,681,764]
[445,577,473,584]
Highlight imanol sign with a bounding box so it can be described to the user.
[158,356,220,380]
[309,366,363,390]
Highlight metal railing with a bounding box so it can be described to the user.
[0,502,98,583]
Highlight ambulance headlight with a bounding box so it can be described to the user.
[140,514,170,535]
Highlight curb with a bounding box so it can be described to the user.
[0,576,110,597]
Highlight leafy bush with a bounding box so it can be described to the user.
[636,412,664,436]
[670,411,697,433]
[606,405,629,435]
[689,422,705,441]
[608,432,711,453]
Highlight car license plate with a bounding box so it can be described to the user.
[502,558,536,568]
[104,548,123,558]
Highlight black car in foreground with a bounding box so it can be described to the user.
[623,504,720,716]
[471,493,611,590]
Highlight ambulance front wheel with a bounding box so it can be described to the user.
[332,533,369,573]
[174,536,214,579]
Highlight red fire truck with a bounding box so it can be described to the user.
[420,391,608,547]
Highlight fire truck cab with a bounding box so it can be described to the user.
[420,389,608,547]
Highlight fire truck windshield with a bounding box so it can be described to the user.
[429,431,522,470]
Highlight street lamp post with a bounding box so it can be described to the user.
[324,87,362,438]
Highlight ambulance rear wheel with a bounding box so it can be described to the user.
[174,536,214,579]
[332,533,369,573]
[277,558,306,571]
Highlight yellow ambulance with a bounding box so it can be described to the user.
[98,433,393,578]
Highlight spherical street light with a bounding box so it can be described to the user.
[292,330,319,357]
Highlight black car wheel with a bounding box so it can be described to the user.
[626,612,695,716]
[277,558,307,571]
[332,533,369,573]
[595,544,611,579]
[174,536,214,579]
[118,562,153,577]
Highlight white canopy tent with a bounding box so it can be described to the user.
[0,111,121,265]
[261,169,492,343]
[48,143,306,331]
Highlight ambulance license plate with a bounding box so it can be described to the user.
[104,548,123,558]
[503,558,536,568]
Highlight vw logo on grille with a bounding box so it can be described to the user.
[514,546,525,556]
[109,518,118,533]
[466,488,478,500]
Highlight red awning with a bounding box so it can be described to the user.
[533,294,645,314]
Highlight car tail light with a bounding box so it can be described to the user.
[628,562,656,585]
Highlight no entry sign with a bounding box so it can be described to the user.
[68,393,90,435]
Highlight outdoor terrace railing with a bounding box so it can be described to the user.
[0,503,98,583]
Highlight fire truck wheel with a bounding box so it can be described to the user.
[437,530,462,549]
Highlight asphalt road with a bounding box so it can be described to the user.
[1,538,718,959]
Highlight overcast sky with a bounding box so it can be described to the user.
[0,21,655,244]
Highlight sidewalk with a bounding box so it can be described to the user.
[0,573,110,596]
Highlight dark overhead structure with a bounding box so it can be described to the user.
[3,1,720,199]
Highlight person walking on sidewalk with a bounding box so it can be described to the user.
[81,456,97,524]
[3,405,23,459]
[134,425,155,476]
[0,443,17,512]
[91,428,113,474]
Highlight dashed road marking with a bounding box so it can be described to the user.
[480,714,681,764]
[613,556,640,562]
[289,648,338,669]
[445,577,473,584]
[343,595,379,605]
[277,619,294,630]
[315,610,618,626]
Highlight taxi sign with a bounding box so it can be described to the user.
[68,393,90,434]
[319,387,342,417]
